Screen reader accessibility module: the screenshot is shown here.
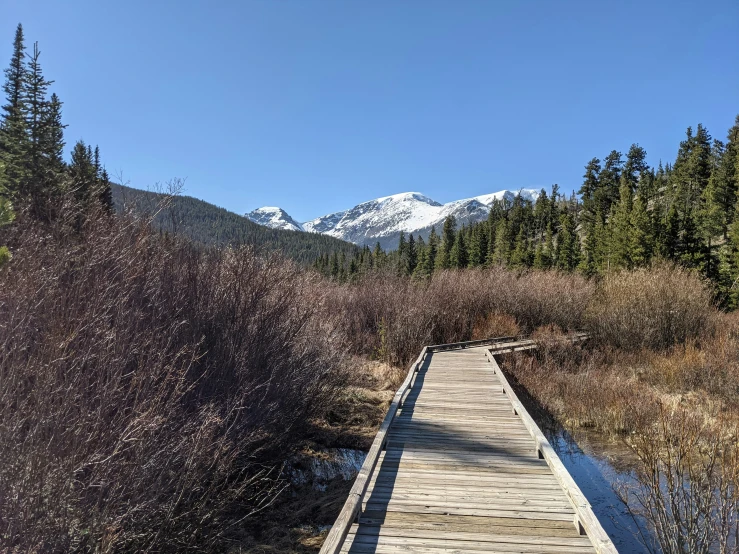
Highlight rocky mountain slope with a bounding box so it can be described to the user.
[247,189,539,249]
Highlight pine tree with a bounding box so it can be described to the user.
[555,213,579,270]
[424,227,438,275]
[42,93,65,179]
[549,183,561,225]
[435,215,456,270]
[725,116,739,208]
[532,189,550,239]
[630,192,652,267]
[449,228,468,269]
[592,213,609,272]
[348,257,359,279]
[510,226,531,267]
[406,234,418,275]
[329,251,339,279]
[578,158,601,228]
[672,124,712,215]
[577,159,601,275]
[0,23,29,196]
[728,195,739,298]
[98,167,113,212]
[485,203,502,265]
[715,118,739,237]
[596,150,623,216]
[578,222,598,275]
[543,222,555,269]
[397,232,407,275]
[622,144,648,192]
[373,242,386,268]
[680,213,701,267]
[338,251,347,281]
[533,242,548,270]
[609,175,634,269]
[23,42,54,217]
[69,140,96,206]
[467,224,482,267]
[663,203,680,260]
[0,160,14,266]
[413,237,429,279]
[698,140,728,278]
[492,218,511,266]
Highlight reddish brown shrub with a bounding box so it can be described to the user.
[472,313,520,340]
[330,267,593,367]
[0,211,347,551]
[586,264,716,351]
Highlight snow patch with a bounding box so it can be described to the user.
[287,448,366,491]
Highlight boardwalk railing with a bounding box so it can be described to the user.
[484,338,616,553]
[320,333,617,554]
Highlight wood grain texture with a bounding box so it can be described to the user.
[321,335,616,554]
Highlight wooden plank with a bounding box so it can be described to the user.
[349,525,594,546]
[360,503,577,520]
[342,533,594,552]
[358,511,579,530]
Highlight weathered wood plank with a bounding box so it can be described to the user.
[321,336,613,554]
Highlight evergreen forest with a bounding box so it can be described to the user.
[316,120,739,305]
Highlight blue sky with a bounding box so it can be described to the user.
[2,0,738,222]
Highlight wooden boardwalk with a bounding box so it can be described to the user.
[321,339,617,554]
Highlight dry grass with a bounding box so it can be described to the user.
[502,313,739,552]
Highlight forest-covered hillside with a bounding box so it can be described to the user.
[112,183,358,263]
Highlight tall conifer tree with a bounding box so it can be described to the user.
[0,23,28,195]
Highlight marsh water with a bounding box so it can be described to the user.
[544,426,654,553]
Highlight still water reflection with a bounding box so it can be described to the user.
[545,426,655,553]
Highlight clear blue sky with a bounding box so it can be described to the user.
[2,0,738,222]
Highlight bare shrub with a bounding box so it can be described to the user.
[330,267,593,367]
[500,269,594,332]
[586,263,716,351]
[0,209,347,551]
[472,312,519,340]
[617,406,739,554]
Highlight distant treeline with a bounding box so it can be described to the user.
[113,183,359,264]
[316,118,739,304]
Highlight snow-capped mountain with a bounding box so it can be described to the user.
[245,207,303,232]
[302,210,347,234]
[247,188,540,249]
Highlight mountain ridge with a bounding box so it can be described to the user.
[111,184,359,263]
[247,188,540,249]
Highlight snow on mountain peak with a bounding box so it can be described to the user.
[249,188,542,249]
[245,206,303,232]
[374,192,441,205]
[473,188,540,206]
